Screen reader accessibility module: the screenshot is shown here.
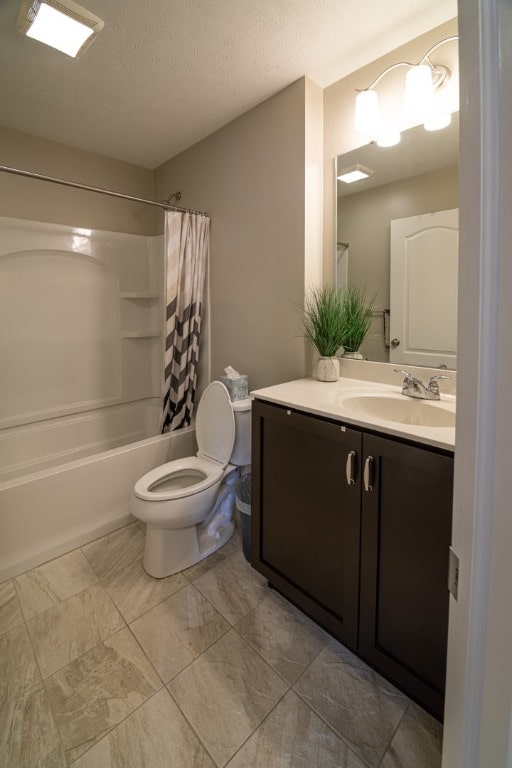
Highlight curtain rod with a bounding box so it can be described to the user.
[0,165,208,216]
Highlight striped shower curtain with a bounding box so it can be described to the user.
[161,210,209,432]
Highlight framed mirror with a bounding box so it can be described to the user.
[335,113,459,369]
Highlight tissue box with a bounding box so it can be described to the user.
[221,374,248,401]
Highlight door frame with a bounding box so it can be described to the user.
[443,1,512,765]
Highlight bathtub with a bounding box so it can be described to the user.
[0,415,197,582]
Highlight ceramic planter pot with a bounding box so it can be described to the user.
[316,356,340,381]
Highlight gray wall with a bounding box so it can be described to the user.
[0,126,155,235]
[154,78,323,391]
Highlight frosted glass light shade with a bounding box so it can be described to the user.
[376,124,401,147]
[405,64,433,117]
[424,110,452,131]
[355,89,379,135]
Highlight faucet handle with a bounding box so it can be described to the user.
[427,374,450,395]
[394,369,414,381]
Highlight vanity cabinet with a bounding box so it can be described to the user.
[251,400,362,649]
[251,399,453,720]
[358,433,453,719]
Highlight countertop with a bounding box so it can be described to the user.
[251,377,455,452]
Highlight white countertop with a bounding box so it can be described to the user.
[251,377,455,452]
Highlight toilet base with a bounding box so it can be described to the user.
[142,520,235,578]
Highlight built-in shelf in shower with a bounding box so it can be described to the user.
[121,330,161,338]
[120,292,160,300]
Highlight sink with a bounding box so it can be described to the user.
[341,395,455,428]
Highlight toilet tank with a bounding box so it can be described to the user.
[230,398,252,466]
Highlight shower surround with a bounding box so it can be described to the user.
[0,216,197,581]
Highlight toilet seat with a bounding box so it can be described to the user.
[134,455,224,502]
[134,380,236,504]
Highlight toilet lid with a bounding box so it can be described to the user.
[196,381,235,467]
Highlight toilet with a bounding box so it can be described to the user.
[131,381,252,578]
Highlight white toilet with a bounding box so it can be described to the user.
[131,381,251,578]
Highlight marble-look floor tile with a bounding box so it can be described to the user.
[183,539,238,581]
[130,583,230,682]
[236,591,329,684]
[193,549,269,625]
[294,640,408,768]
[0,623,41,707]
[168,628,288,767]
[0,580,23,635]
[27,583,124,678]
[380,703,443,768]
[45,627,161,763]
[82,522,145,579]
[15,549,98,620]
[71,688,215,768]
[0,686,66,768]
[102,558,187,623]
[226,689,368,768]
[232,515,243,549]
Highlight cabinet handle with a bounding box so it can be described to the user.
[345,450,356,486]
[364,456,374,492]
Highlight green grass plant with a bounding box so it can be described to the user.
[301,285,346,357]
[339,284,376,353]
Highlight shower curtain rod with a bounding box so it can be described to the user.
[0,165,208,216]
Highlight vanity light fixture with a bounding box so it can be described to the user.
[337,164,374,184]
[16,0,104,58]
[354,35,458,145]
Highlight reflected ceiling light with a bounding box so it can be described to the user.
[354,35,458,145]
[337,164,374,184]
[16,0,104,58]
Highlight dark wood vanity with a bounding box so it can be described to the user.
[251,398,453,721]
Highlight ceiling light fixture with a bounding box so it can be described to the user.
[337,164,374,184]
[354,35,458,146]
[16,0,104,58]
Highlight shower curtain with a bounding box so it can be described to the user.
[161,210,210,432]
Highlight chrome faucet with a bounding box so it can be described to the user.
[394,369,450,401]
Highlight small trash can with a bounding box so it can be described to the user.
[235,473,251,562]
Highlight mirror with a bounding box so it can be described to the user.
[336,113,459,369]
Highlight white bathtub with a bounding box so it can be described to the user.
[0,424,196,582]
[0,399,163,483]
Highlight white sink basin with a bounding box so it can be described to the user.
[341,395,455,428]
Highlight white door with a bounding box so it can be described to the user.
[389,209,458,368]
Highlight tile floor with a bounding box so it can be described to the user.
[0,519,443,767]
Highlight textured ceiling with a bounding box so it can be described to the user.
[0,0,457,169]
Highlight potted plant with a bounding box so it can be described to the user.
[301,285,346,381]
[339,284,376,358]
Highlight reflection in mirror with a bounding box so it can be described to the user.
[336,113,459,369]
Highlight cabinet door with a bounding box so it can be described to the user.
[359,433,453,719]
[251,400,362,649]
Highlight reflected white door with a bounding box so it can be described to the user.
[389,209,458,368]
